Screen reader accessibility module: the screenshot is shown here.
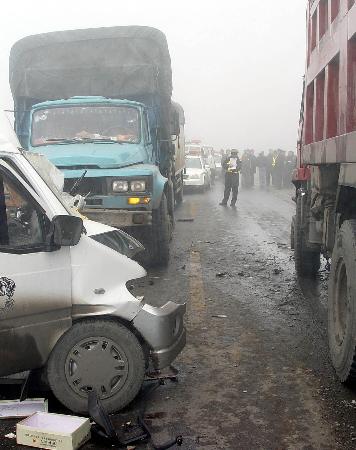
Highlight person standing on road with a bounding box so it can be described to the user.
[274,149,286,189]
[249,149,257,187]
[256,151,267,187]
[219,149,241,207]
[266,149,273,187]
[241,150,250,188]
[283,150,296,187]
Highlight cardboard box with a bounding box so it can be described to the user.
[16,412,91,450]
[0,399,48,419]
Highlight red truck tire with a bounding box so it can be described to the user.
[294,195,320,277]
[328,219,356,382]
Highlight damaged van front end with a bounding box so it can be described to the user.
[0,117,185,414]
[71,220,186,371]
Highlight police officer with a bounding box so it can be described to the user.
[219,149,241,207]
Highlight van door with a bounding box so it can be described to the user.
[0,160,72,376]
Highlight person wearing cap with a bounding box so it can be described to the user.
[219,149,241,207]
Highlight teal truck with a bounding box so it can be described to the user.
[9,26,185,266]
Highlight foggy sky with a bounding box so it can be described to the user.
[0,0,306,151]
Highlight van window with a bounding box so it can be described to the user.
[0,169,49,252]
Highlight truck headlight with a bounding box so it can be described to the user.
[113,180,128,192]
[130,180,146,192]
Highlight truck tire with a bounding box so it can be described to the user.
[328,220,356,383]
[291,216,295,250]
[175,179,184,205]
[47,319,145,414]
[175,187,183,205]
[294,194,320,277]
[148,193,170,267]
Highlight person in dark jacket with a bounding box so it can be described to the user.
[219,149,241,207]
[256,151,267,187]
[283,150,297,187]
[274,149,286,189]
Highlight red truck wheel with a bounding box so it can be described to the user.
[294,195,320,277]
[328,220,356,383]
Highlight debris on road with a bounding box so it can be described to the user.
[177,218,194,222]
[0,398,48,419]
[212,314,228,319]
[216,272,229,278]
[273,268,282,275]
[4,432,16,439]
[16,412,91,450]
[88,389,183,449]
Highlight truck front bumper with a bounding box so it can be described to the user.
[132,301,186,370]
[82,208,152,227]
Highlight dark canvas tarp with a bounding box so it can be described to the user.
[9,26,172,102]
[9,26,173,150]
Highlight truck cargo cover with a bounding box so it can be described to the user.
[9,26,172,102]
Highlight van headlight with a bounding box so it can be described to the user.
[113,180,129,192]
[130,180,146,192]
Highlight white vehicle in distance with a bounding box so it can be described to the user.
[183,155,211,192]
[214,154,223,178]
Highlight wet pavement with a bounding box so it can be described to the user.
[2,181,356,449]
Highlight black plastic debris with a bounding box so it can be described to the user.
[88,385,183,449]
[216,272,228,278]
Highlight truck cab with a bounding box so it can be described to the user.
[28,97,166,230]
[10,26,183,267]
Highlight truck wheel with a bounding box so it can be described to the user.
[149,193,170,267]
[175,186,184,205]
[329,220,356,383]
[291,216,295,250]
[294,195,320,277]
[47,319,145,414]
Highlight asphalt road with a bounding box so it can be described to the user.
[2,181,356,449]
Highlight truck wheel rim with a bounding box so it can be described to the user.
[64,336,129,399]
[335,259,348,346]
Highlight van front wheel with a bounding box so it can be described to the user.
[47,319,145,414]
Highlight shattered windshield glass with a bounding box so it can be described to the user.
[31,105,141,146]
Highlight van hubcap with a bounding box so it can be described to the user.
[65,337,129,399]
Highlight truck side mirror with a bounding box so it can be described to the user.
[52,215,83,246]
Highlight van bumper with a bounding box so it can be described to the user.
[132,302,186,370]
[82,208,152,227]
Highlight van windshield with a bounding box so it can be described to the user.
[31,105,141,147]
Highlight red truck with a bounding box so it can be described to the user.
[293,0,356,382]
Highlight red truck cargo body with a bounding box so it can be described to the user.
[297,0,356,182]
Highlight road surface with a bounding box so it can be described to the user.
[2,182,356,449]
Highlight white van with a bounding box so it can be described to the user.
[0,114,186,413]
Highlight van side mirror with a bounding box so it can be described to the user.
[52,215,83,246]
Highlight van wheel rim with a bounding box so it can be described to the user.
[335,259,348,347]
[64,337,129,399]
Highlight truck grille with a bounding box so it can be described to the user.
[63,177,107,196]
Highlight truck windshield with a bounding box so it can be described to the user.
[31,105,141,147]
